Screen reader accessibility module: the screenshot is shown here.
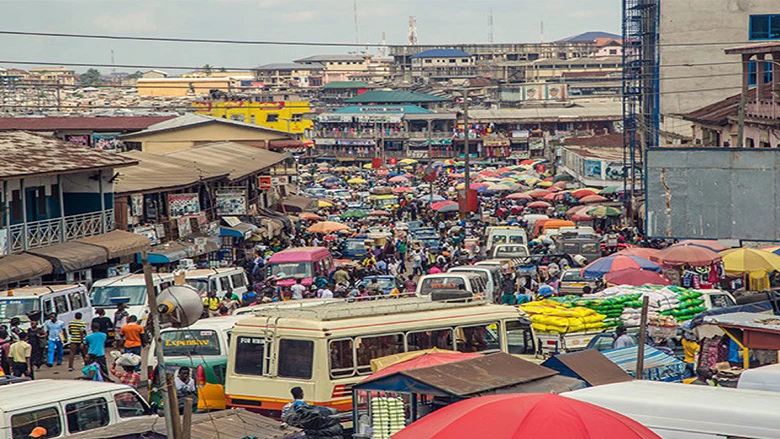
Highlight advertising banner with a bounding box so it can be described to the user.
[216,188,247,215]
[168,193,201,218]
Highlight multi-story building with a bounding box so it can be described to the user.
[28,67,76,86]
[252,63,324,88]
[192,100,314,138]
[294,54,369,84]
[410,49,477,83]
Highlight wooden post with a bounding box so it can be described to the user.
[636,295,650,379]
[737,54,751,148]
[167,372,182,439]
[181,397,193,439]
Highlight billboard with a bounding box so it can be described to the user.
[645,148,780,241]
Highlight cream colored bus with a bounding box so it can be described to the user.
[224,298,536,419]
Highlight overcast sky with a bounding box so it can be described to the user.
[0,0,620,73]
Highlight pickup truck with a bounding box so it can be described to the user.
[536,330,606,356]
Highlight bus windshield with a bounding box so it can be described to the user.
[419,277,467,295]
[268,262,312,279]
[185,279,209,295]
[90,285,147,306]
[0,298,38,321]
[161,329,221,356]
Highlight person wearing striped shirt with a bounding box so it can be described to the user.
[67,312,87,372]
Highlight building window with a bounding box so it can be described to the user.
[266,113,279,122]
[424,59,432,64]
[449,59,457,63]
[749,15,780,40]
[748,61,773,86]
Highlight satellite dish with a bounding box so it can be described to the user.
[156,285,203,328]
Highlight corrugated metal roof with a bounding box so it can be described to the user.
[334,105,432,114]
[121,113,293,139]
[114,150,229,194]
[411,49,472,58]
[295,54,365,62]
[346,90,449,104]
[0,131,138,180]
[322,81,370,89]
[0,116,175,132]
[469,102,621,122]
[163,141,290,181]
[254,62,324,70]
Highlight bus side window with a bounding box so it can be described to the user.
[329,339,355,378]
[455,323,499,353]
[278,339,314,379]
[406,329,453,351]
[69,292,84,310]
[219,277,230,293]
[43,299,54,316]
[505,319,534,355]
[355,334,404,374]
[54,294,69,315]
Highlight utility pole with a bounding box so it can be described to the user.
[143,252,179,439]
[427,119,433,197]
[462,88,471,192]
[736,54,750,148]
[56,78,61,111]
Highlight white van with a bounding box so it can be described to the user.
[563,380,780,439]
[738,363,780,393]
[416,273,489,301]
[184,268,249,298]
[89,274,174,324]
[448,266,502,303]
[485,227,528,254]
[0,379,156,438]
[0,285,92,330]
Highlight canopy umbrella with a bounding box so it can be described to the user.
[761,246,780,256]
[552,181,568,189]
[520,159,535,165]
[579,194,609,204]
[341,209,368,219]
[535,180,553,188]
[565,205,590,217]
[419,194,446,203]
[505,193,532,201]
[553,174,575,182]
[527,189,550,199]
[486,183,514,192]
[318,200,333,208]
[377,170,390,176]
[388,176,408,183]
[333,166,351,173]
[298,212,323,221]
[600,185,621,194]
[651,245,722,267]
[399,158,418,165]
[368,210,392,217]
[456,182,488,190]
[527,200,552,209]
[720,248,780,275]
[586,205,622,218]
[582,255,661,279]
[431,200,459,212]
[347,177,367,184]
[571,188,599,198]
[307,221,350,234]
[674,240,729,253]
[362,163,375,169]
[571,213,593,222]
[543,192,567,202]
[393,187,414,193]
[617,247,661,260]
[321,176,341,184]
[393,393,660,439]
[449,172,465,179]
[604,268,671,286]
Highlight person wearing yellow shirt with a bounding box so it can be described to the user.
[9,332,32,379]
[203,290,221,317]
[682,329,700,379]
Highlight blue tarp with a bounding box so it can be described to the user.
[137,242,190,264]
[602,344,685,382]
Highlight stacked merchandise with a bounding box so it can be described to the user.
[520,300,606,334]
[371,396,405,439]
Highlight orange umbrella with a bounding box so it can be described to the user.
[505,193,533,201]
[579,194,609,204]
[651,245,722,267]
[528,189,551,199]
[617,247,661,260]
[527,201,552,209]
[572,188,599,198]
[299,212,323,221]
[307,221,350,234]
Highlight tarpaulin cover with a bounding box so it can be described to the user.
[27,242,107,273]
[0,253,53,284]
[78,230,151,259]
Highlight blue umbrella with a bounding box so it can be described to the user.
[388,172,402,177]
[323,177,340,184]
[437,203,460,213]
[581,255,662,279]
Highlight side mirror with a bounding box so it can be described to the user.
[148,401,159,415]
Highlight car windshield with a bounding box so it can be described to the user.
[161,329,221,356]
[0,298,38,321]
[268,262,312,279]
[185,279,209,295]
[508,235,526,244]
[90,285,147,306]
[377,198,396,207]
[365,278,395,290]
[419,277,467,295]
[495,246,528,257]
[345,241,366,251]
[562,271,587,282]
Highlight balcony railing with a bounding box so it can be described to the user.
[746,99,779,121]
[315,130,455,140]
[407,132,455,139]
[7,210,114,254]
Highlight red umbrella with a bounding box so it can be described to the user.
[389,176,408,183]
[393,393,661,439]
[572,188,599,198]
[377,170,389,176]
[571,213,593,222]
[431,200,458,211]
[520,159,535,165]
[651,245,722,267]
[617,247,661,260]
[604,268,671,286]
[527,201,552,209]
[674,240,728,253]
[528,189,551,199]
[552,181,568,189]
[392,187,414,193]
[565,205,590,217]
[504,193,532,201]
[579,194,609,204]
[368,210,391,217]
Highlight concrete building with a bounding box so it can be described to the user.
[410,49,477,83]
[294,55,369,84]
[192,100,314,138]
[28,67,76,85]
[142,70,168,79]
[119,114,301,154]
[253,63,324,88]
[137,77,232,97]
[523,57,621,83]
[659,2,780,136]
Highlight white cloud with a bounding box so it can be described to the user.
[281,10,317,24]
[92,11,161,33]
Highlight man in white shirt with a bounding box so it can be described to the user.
[613,326,635,349]
[319,288,334,299]
[290,278,306,300]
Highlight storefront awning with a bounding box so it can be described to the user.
[141,241,191,264]
[281,194,318,213]
[0,253,53,284]
[77,230,151,259]
[220,222,258,239]
[27,242,108,273]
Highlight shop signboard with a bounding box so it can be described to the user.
[133,225,159,245]
[258,176,272,190]
[216,188,247,215]
[177,216,193,237]
[154,224,166,241]
[91,132,123,152]
[64,134,90,146]
[355,114,403,123]
[317,114,353,123]
[314,138,337,145]
[168,193,200,218]
[584,159,602,179]
[338,139,375,146]
[130,195,144,217]
[107,264,131,278]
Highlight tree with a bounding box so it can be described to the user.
[127,70,144,79]
[202,64,213,76]
[79,68,103,86]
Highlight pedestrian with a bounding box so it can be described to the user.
[113,303,129,349]
[613,326,635,349]
[9,317,22,343]
[403,275,417,294]
[109,356,140,388]
[78,354,104,382]
[281,386,309,421]
[43,313,65,367]
[119,315,145,358]
[67,312,87,372]
[203,290,221,317]
[92,308,113,335]
[9,331,32,379]
[174,366,198,414]
[26,318,46,370]
[290,278,306,300]
[0,327,11,374]
[83,321,108,379]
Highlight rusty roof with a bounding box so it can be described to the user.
[114,150,229,194]
[541,349,632,387]
[0,116,175,132]
[563,133,624,148]
[162,141,289,181]
[725,42,780,55]
[0,131,138,180]
[682,84,771,126]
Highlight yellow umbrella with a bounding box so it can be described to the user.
[318,200,333,208]
[333,166,351,173]
[399,158,418,165]
[362,163,374,169]
[307,221,350,234]
[347,177,367,184]
[720,248,780,274]
[535,181,553,188]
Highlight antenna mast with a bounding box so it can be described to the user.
[353,0,359,44]
[408,16,418,45]
[488,10,494,43]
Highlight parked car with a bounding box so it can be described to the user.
[558,269,598,295]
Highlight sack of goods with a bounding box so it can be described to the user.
[520,300,606,334]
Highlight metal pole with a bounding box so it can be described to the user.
[462,89,470,192]
[636,295,649,379]
[427,120,433,197]
[737,54,750,148]
[143,251,179,439]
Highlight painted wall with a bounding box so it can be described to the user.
[128,124,289,154]
[192,101,314,136]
